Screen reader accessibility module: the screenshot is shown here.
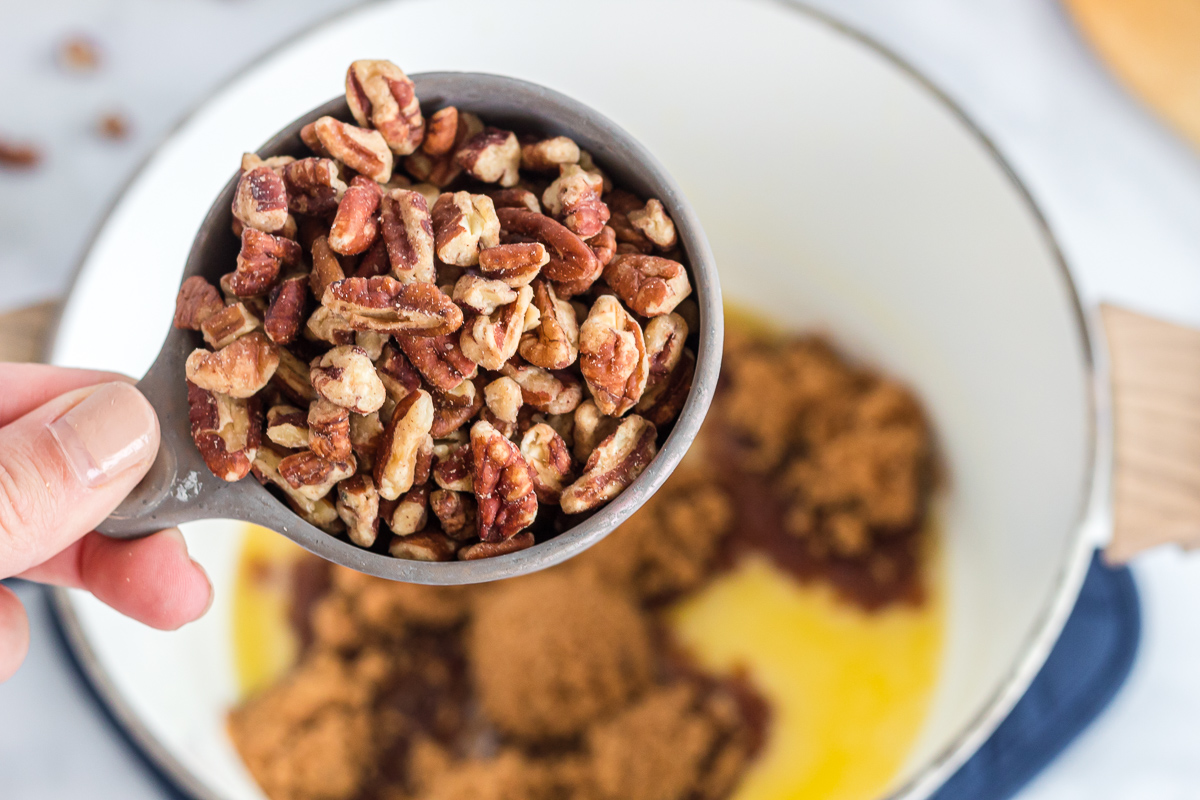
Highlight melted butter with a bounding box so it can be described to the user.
[668,553,943,800]
[232,524,306,697]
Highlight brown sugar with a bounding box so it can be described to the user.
[468,571,653,741]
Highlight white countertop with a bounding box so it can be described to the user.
[2,0,1200,797]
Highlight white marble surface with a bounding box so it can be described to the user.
[2,0,1200,797]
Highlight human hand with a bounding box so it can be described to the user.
[0,363,213,682]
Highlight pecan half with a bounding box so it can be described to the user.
[431,192,500,267]
[520,423,574,504]
[422,107,457,156]
[390,529,458,561]
[332,474,378,546]
[455,127,520,187]
[543,164,609,238]
[308,398,352,461]
[309,235,346,300]
[323,276,463,336]
[578,295,649,416]
[433,441,474,492]
[174,276,225,331]
[186,332,279,398]
[232,166,289,233]
[241,153,295,174]
[374,389,435,501]
[478,242,547,287]
[381,189,435,283]
[470,419,538,542]
[305,116,393,183]
[345,60,424,156]
[305,305,356,347]
[642,312,688,385]
[589,225,617,267]
[353,237,389,278]
[451,274,516,315]
[252,446,344,533]
[375,343,423,401]
[429,489,477,540]
[430,379,485,438]
[282,157,348,217]
[460,285,534,370]
[188,382,259,481]
[264,276,309,345]
[266,404,310,449]
[634,347,694,427]
[273,346,318,404]
[310,345,386,414]
[404,111,483,188]
[483,376,523,425]
[560,415,657,514]
[627,198,677,250]
[231,228,302,297]
[458,532,534,560]
[488,188,541,214]
[279,450,357,503]
[520,136,580,172]
[328,177,381,255]
[603,254,692,317]
[396,331,477,393]
[606,189,654,254]
[350,410,385,468]
[387,484,430,535]
[572,399,620,462]
[501,359,584,415]
[201,302,261,350]
[519,279,578,370]
[495,208,602,291]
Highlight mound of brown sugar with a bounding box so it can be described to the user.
[468,571,653,740]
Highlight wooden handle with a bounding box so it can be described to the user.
[1102,303,1200,562]
[0,301,57,363]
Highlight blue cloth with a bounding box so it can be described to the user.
[931,550,1141,799]
[51,549,1140,800]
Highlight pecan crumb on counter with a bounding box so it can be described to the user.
[0,138,42,169]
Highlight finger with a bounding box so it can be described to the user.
[0,583,30,682]
[0,382,159,578]
[0,363,132,427]
[21,529,212,631]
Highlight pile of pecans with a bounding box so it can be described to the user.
[175,60,698,562]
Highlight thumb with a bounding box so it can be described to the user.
[0,382,159,577]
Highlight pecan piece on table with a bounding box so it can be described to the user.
[381,189,435,284]
[389,529,459,561]
[323,276,463,337]
[478,242,547,287]
[336,473,380,547]
[520,136,580,173]
[495,208,602,293]
[310,344,386,414]
[456,127,521,187]
[278,449,357,503]
[266,404,310,449]
[174,276,225,331]
[230,228,303,297]
[543,164,609,239]
[264,276,309,345]
[460,284,534,371]
[578,295,650,416]
[308,398,352,461]
[345,59,425,156]
[560,414,657,514]
[387,484,430,535]
[232,166,289,233]
[470,419,538,542]
[519,278,578,370]
[520,423,574,504]
[431,191,500,267]
[328,177,381,255]
[187,382,260,481]
[282,157,347,217]
[374,389,435,501]
[186,331,279,399]
[303,115,393,183]
[458,532,534,560]
[396,331,477,393]
[627,198,677,250]
[200,302,261,350]
[603,253,692,317]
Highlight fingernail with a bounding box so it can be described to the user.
[48,382,158,488]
